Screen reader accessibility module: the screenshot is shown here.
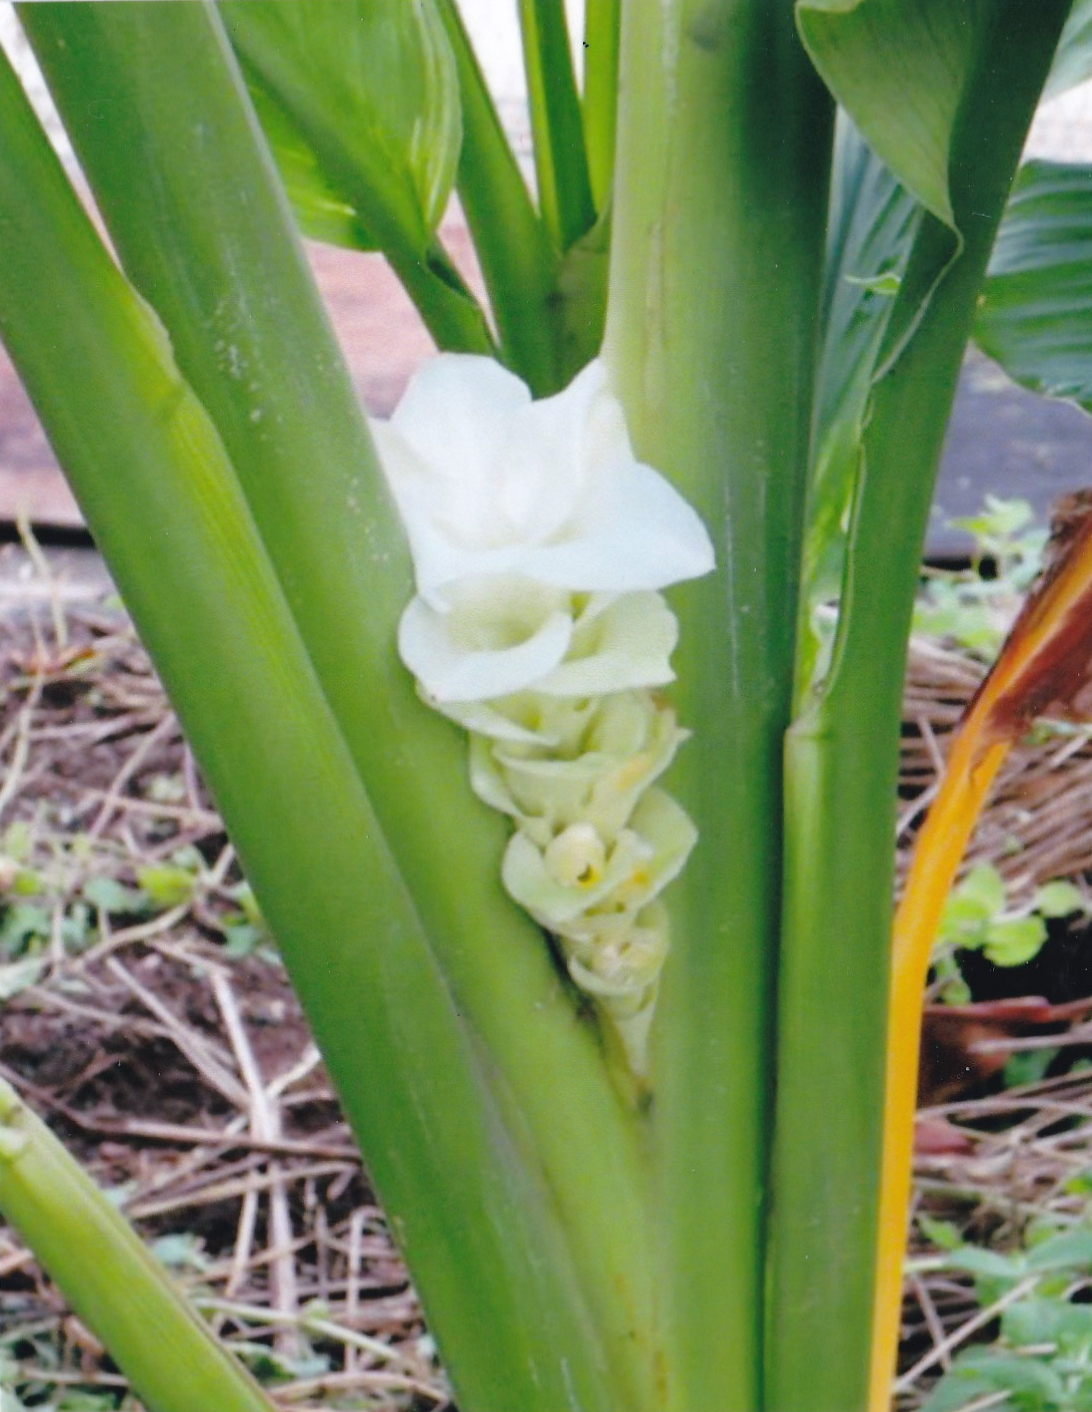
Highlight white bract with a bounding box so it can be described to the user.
[371,354,714,1083]
[372,354,713,703]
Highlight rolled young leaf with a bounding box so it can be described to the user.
[221,0,458,252]
[218,0,494,354]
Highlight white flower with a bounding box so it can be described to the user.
[399,586,680,704]
[501,788,697,931]
[467,691,687,846]
[372,354,714,703]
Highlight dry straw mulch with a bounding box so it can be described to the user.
[0,556,446,1410]
[2,546,1092,1411]
[901,634,1092,906]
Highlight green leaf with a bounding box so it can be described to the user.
[1003,1047,1056,1088]
[151,1232,210,1272]
[801,118,920,635]
[231,882,263,928]
[919,1215,964,1251]
[796,0,1040,694]
[1,822,32,864]
[82,877,151,917]
[0,956,45,1001]
[1035,879,1085,919]
[1045,0,1092,97]
[219,0,460,255]
[946,1245,1027,1282]
[0,904,52,954]
[796,0,985,228]
[984,915,1048,967]
[956,863,1007,917]
[976,161,1092,416]
[922,1349,1064,1412]
[797,0,1042,410]
[217,0,494,355]
[239,73,370,251]
[222,924,263,959]
[136,864,197,909]
[431,0,563,391]
[1025,1229,1092,1272]
[1004,1296,1092,1350]
[10,869,45,898]
[582,0,620,211]
[952,495,1036,554]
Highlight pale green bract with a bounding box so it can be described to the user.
[372,354,714,1079]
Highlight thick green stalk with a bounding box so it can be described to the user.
[0,1077,277,1412]
[432,0,564,391]
[769,7,1073,1410]
[518,0,596,250]
[604,4,833,1407]
[17,11,663,1395]
[582,0,620,211]
[0,43,618,1411]
[15,7,662,1403]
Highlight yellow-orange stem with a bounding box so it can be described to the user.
[869,497,1092,1411]
[867,727,1008,1411]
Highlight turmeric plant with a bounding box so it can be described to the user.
[0,3,1089,1410]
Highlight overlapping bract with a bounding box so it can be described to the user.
[373,354,714,1076]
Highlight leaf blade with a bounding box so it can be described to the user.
[1045,0,1092,97]
[796,0,986,228]
[976,160,1092,415]
[217,0,494,354]
[220,0,459,253]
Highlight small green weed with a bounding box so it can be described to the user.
[0,820,273,999]
[915,496,1048,659]
[919,1220,1092,1412]
[931,862,1088,1006]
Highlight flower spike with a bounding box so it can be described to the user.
[373,353,714,1081]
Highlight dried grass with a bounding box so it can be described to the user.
[900,635,1092,902]
[3,546,1092,1410]
[0,554,445,1410]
